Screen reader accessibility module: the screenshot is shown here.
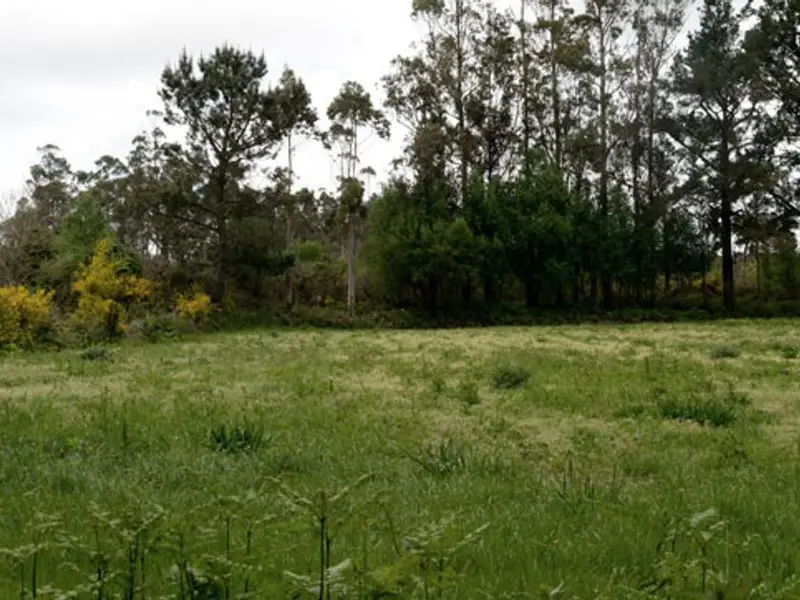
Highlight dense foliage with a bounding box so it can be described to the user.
[2,0,800,328]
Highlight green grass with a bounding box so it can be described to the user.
[2,320,800,598]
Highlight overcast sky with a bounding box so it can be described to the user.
[0,0,447,208]
[0,0,704,213]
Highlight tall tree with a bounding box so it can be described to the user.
[530,0,588,176]
[622,0,689,300]
[668,0,768,311]
[272,67,319,307]
[577,0,631,306]
[749,0,800,138]
[327,81,390,314]
[158,45,288,301]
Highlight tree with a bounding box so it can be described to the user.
[25,144,76,230]
[496,153,575,306]
[749,0,800,138]
[577,0,631,306]
[668,0,769,311]
[271,67,319,306]
[158,45,288,301]
[327,81,390,315]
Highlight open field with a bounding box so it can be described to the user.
[2,321,800,598]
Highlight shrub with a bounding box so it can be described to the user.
[0,285,54,348]
[492,362,531,390]
[710,346,741,359]
[130,313,181,343]
[209,421,269,454]
[658,396,738,427]
[455,380,481,409]
[79,345,111,362]
[70,237,151,341]
[407,438,469,476]
[176,290,213,324]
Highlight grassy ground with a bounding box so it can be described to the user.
[2,320,800,598]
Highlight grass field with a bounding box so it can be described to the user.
[2,320,800,598]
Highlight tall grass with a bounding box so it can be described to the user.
[0,321,799,597]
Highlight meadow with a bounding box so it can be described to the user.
[1,320,800,598]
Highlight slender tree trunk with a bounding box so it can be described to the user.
[484,277,497,305]
[549,0,563,171]
[212,229,227,304]
[211,167,228,304]
[347,217,356,316]
[597,9,613,307]
[632,10,644,305]
[525,276,540,308]
[455,0,469,201]
[756,239,761,303]
[720,126,735,312]
[520,0,531,165]
[286,132,295,309]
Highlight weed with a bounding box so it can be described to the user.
[613,403,649,419]
[429,373,446,395]
[80,345,111,362]
[135,313,181,343]
[779,345,798,359]
[711,346,741,359]
[407,438,468,476]
[658,395,738,427]
[455,380,480,410]
[491,362,531,389]
[208,421,269,454]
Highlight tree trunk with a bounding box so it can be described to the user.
[632,11,644,305]
[347,217,356,316]
[525,277,540,308]
[756,240,761,303]
[597,5,613,308]
[455,0,469,201]
[520,0,531,164]
[484,277,497,305]
[462,275,473,304]
[286,132,295,309]
[549,0,562,171]
[720,129,735,312]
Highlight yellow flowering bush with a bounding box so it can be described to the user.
[70,238,151,339]
[0,285,54,347]
[175,289,213,324]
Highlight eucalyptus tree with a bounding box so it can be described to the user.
[327,81,390,314]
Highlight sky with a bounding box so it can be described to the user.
[0,0,708,217]
[0,0,443,214]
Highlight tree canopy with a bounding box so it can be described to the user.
[2,0,800,317]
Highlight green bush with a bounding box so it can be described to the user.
[492,363,531,390]
[209,421,269,454]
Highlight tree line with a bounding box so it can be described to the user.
[1,0,798,319]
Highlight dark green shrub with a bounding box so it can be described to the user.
[456,380,480,408]
[209,421,269,454]
[658,396,737,427]
[80,345,110,362]
[135,313,181,343]
[613,404,649,419]
[407,438,468,476]
[710,346,741,359]
[492,363,531,390]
